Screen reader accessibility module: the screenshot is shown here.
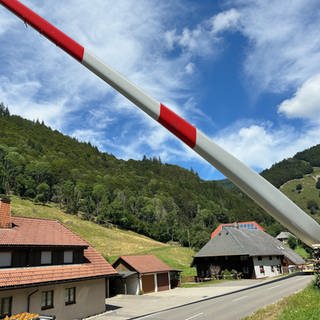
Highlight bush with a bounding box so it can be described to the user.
[221,269,232,279]
[307,200,319,214]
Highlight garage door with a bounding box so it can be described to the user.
[142,274,155,293]
[157,273,169,291]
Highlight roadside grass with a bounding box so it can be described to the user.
[294,246,310,259]
[243,284,320,320]
[11,196,196,276]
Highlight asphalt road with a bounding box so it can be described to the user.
[135,275,313,320]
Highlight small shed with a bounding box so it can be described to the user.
[276,231,296,244]
[111,255,180,295]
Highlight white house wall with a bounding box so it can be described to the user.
[126,275,140,295]
[0,278,106,320]
[253,256,282,278]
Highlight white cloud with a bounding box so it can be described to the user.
[214,121,320,170]
[72,129,105,150]
[0,77,66,129]
[164,9,240,57]
[234,0,320,94]
[185,62,195,75]
[0,0,204,164]
[278,74,320,120]
[211,9,240,33]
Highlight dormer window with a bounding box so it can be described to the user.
[64,250,73,264]
[41,251,52,265]
[0,252,11,267]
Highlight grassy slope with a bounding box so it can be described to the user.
[243,285,320,320]
[280,167,320,222]
[11,196,195,276]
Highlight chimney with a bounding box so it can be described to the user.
[0,197,12,228]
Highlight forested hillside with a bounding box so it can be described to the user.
[0,103,278,249]
[260,148,320,188]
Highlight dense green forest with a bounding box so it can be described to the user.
[261,158,313,188]
[0,103,283,248]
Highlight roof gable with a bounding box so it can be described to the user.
[113,255,174,274]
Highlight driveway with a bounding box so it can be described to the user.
[86,276,308,320]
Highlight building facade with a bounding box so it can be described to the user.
[192,225,304,280]
[0,198,118,319]
[111,255,180,295]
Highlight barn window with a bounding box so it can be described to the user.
[0,252,11,267]
[41,251,52,265]
[64,251,73,264]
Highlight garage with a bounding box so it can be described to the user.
[157,273,169,291]
[142,274,155,293]
[112,255,180,295]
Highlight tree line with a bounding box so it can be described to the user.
[0,103,280,249]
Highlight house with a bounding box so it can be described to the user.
[276,231,296,244]
[192,225,304,280]
[111,255,180,295]
[0,197,118,320]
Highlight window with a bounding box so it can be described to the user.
[63,251,73,264]
[41,290,54,310]
[0,252,11,267]
[65,287,76,305]
[41,251,52,265]
[257,256,262,261]
[269,256,273,260]
[0,297,12,317]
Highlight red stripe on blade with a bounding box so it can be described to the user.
[158,104,196,148]
[0,0,84,62]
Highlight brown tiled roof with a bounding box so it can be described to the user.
[115,255,174,274]
[0,217,88,247]
[0,217,118,288]
[0,247,118,289]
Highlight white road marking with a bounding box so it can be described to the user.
[185,312,204,320]
[267,284,282,290]
[232,295,248,302]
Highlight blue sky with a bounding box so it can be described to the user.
[1,0,320,180]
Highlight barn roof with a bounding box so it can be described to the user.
[194,228,304,265]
